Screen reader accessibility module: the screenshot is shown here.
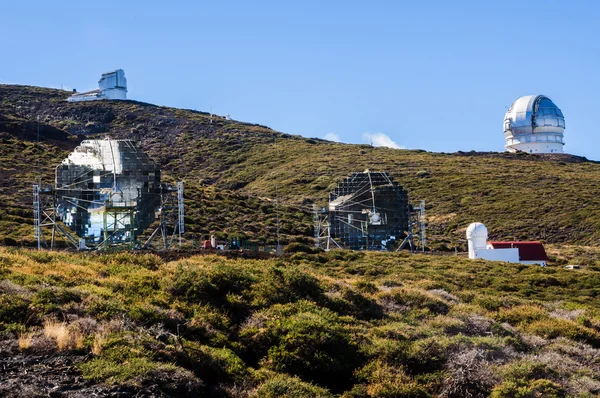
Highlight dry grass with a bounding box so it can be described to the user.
[43,319,84,350]
[92,331,108,356]
[17,331,34,350]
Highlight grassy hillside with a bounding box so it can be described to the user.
[1,248,599,396]
[2,84,600,250]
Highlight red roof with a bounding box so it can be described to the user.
[489,241,549,262]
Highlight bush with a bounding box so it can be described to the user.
[473,296,503,312]
[497,305,548,326]
[255,373,333,398]
[354,360,428,398]
[31,287,81,315]
[167,261,254,322]
[354,280,378,294]
[240,301,362,391]
[284,242,320,254]
[80,332,202,394]
[0,294,30,325]
[183,342,248,383]
[523,319,600,347]
[324,284,384,320]
[251,266,324,307]
[187,304,231,345]
[85,296,123,320]
[378,288,450,315]
[490,379,565,397]
[404,337,453,374]
[501,360,557,382]
[3,237,17,246]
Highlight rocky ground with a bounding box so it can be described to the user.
[0,339,166,397]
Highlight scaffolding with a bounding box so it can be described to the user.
[32,184,79,250]
[313,204,342,251]
[397,200,427,252]
[142,182,185,250]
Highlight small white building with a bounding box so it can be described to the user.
[503,95,565,154]
[67,69,128,102]
[466,222,549,266]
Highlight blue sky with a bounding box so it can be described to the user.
[2,1,599,158]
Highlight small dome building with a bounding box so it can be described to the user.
[466,222,488,259]
[466,222,549,266]
[503,95,565,154]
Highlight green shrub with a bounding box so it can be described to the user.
[490,379,565,397]
[167,261,254,321]
[31,287,81,315]
[403,337,453,374]
[99,252,162,271]
[284,242,320,254]
[183,341,248,383]
[85,297,123,320]
[501,360,557,382]
[472,296,503,312]
[354,360,429,398]
[523,318,600,347]
[187,304,231,345]
[240,301,362,391]
[0,294,29,325]
[354,280,378,294]
[255,373,333,398]
[324,284,384,320]
[128,303,169,327]
[359,337,408,366]
[251,266,324,307]
[378,288,450,315]
[497,305,548,326]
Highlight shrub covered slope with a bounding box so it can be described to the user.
[1,248,600,396]
[2,84,600,249]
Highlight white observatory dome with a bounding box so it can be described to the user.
[466,222,488,259]
[503,95,565,154]
[466,222,488,239]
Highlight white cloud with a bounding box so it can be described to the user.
[362,132,404,149]
[324,132,341,142]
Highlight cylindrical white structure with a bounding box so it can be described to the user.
[504,95,565,154]
[210,235,216,248]
[466,222,488,259]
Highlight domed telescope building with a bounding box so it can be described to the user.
[503,95,565,154]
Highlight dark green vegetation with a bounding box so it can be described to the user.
[3,84,600,249]
[1,248,599,396]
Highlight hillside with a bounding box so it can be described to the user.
[1,248,599,396]
[2,84,600,250]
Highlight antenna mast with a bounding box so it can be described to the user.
[36,116,41,186]
[276,182,281,254]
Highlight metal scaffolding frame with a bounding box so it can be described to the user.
[33,184,79,250]
[313,204,342,251]
[397,200,427,253]
[142,182,185,250]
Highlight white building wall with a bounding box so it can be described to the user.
[505,137,564,154]
[474,248,520,262]
[67,93,103,103]
[468,237,487,259]
[520,260,547,267]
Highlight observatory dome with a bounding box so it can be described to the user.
[503,95,565,154]
[466,222,488,239]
